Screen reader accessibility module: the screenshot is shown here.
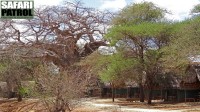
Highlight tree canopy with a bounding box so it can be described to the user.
[191,4,200,14]
[112,2,167,25]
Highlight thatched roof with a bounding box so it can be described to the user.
[178,64,200,90]
[101,81,138,88]
[125,81,139,88]
[182,64,200,83]
[96,64,200,90]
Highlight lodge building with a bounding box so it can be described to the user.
[90,63,200,102]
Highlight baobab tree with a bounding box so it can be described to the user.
[0,1,112,111]
[0,1,111,69]
[17,1,111,69]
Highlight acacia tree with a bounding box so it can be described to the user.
[104,2,167,102]
[162,3,200,70]
[107,2,168,103]
[106,22,172,104]
[162,13,200,73]
[112,1,166,25]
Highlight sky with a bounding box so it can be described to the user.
[34,0,200,21]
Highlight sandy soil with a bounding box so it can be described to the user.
[0,98,200,112]
[74,98,200,112]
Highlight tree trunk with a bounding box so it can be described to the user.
[138,44,145,102]
[6,79,14,99]
[127,87,130,98]
[65,102,72,112]
[139,83,144,102]
[111,83,115,102]
[8,91,15,99]
[147,89,153,104]
[17,81,23,102]
[164,90,168,101]
[17,94,22,102]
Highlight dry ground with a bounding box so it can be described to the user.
[0,98,199,112]
[74,98,200,112]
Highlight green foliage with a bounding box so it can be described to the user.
[0,58,41,80]
[84,2,200,92]
[105,9,173,87]
[0,58,41,100]
[105,2,175,93]
[98,52,137,83]
[144,50,163,70]
[83,51,137,84]
[0,63,7,74]
[18,87,29,97]
[103,1,176,87]
[191,4,200,14]
[23,60,42,72]
[162,17,200,71]
[112,2,167,25]
[106,22,172,45]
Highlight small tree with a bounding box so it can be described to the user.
[0,58,39,101]
[83,51,136,102]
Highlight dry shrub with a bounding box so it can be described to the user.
[33,64,87,112]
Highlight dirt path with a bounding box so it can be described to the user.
[75,98,200,112]
[0,98,199,112]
